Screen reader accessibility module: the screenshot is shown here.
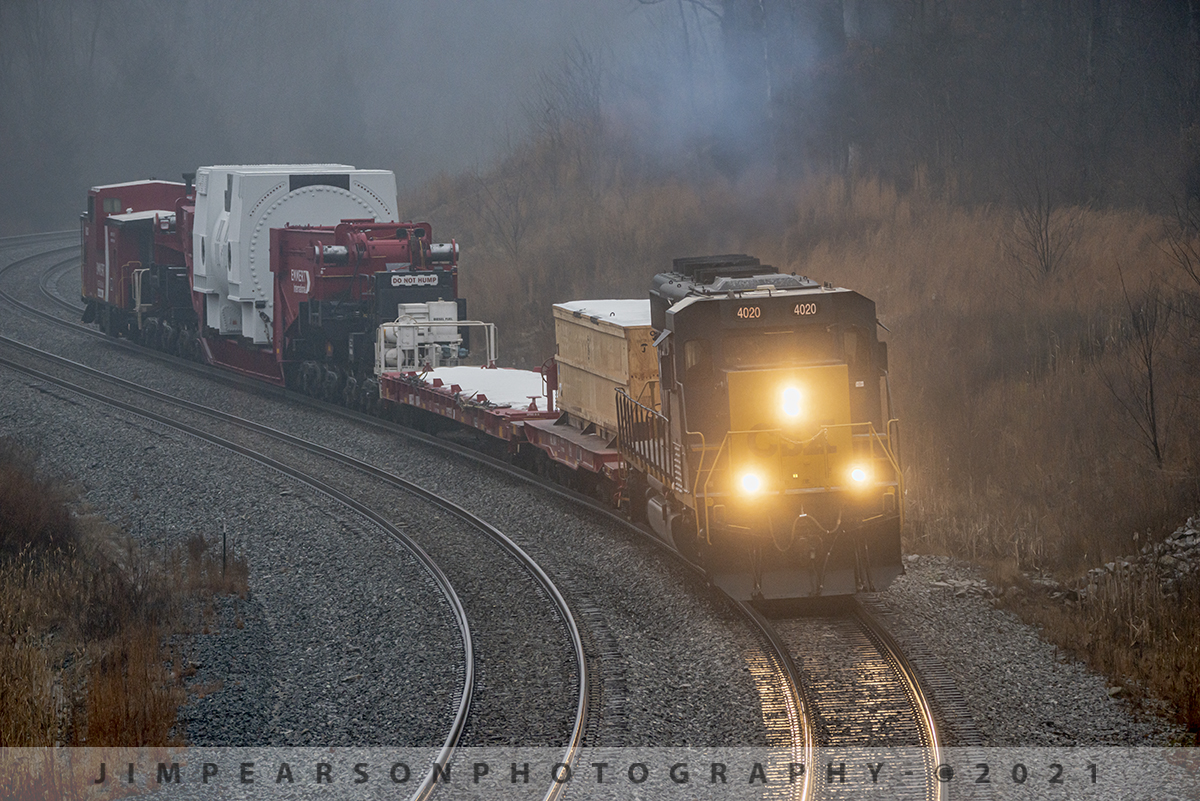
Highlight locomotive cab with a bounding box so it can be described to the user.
[618,255,903,600]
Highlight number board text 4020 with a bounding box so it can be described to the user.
[728,301,821,325]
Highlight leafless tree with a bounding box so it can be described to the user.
[524,39,606,191]
[470,136,533,269]
[1165,196,1200,300]
[1004,141,1080,279]
[1100,266,1175,467]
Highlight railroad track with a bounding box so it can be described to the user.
[21,235,813,748]
[762,597,945,801]
[0,237,589,801]
[10,233,959,801]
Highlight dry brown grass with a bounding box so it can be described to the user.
[82,625,182,747]
[405,147,1200,732]
[0,439,249,747]
[1007,569,1200,736]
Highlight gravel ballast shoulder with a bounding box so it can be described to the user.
[6,244,1190,751]
[3,251,776,748]
[0,372,463,746]
[875,554,1186,746]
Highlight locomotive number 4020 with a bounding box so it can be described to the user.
[735,306,762,319]
[793,302,818,316]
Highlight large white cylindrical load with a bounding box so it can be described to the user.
[191,165,398,345]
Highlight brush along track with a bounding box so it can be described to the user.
[32,240,821,794]
[15,234,794,754]
[0,239,591,801]
[0,338,472,799]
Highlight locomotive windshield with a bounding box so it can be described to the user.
[721,326,839,368]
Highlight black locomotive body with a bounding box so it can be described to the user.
[617,256,903,599]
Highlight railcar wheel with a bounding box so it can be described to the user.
[178,327,196,359]
[362,379,379,415]
[355,380,373,412]
[99,306,116,336]
[321,368,339,402]
[161,321,178,353]
[672,510,702,564]
[141,319,159,348]
[109,310,127,338]
[300,362,320,396]
[624,473,649,523]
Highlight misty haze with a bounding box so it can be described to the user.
[2,0,1199,771]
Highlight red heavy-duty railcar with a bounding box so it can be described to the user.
[80,166,461,397]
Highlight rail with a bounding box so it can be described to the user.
[852,600,945,801]
[2,237,591,801]
[0,339,474,801]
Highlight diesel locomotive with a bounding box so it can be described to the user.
[80,166,902,600]
[616,255,902,599]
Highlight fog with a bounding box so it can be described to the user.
[3,1,1195,235]
[0,0,692,234]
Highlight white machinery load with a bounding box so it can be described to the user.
[376,301,498,372]
[191,164,398,344]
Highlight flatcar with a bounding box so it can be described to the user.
[81,168,901,600]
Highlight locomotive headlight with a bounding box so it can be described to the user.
[740,472,763,494]
[781,386,802,418]
[850,465,870,485]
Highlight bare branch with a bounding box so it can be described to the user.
[1004,139,1079,279]
[1099,264,1175,466]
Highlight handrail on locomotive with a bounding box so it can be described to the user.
[616,387,902,544]
[691,419,903,542]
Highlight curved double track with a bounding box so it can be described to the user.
[0,235,589,801]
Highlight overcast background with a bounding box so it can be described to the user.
[0,0,700,234]
[4,1,1194,235]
